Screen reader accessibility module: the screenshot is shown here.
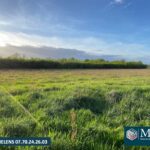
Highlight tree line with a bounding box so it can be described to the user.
[0,58,147,69]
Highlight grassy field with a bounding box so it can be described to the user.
[0,69,150,150]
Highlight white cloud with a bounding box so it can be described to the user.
[114,0,124,4]
[0,31,149,57]
[108,0,124,8]
[124,2,132,8]
[0,20,12,26]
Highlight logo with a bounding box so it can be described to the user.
[124,127,150,146]
[126,128,138,141]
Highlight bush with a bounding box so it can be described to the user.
[0,58,147,69]
[3,120,36,137]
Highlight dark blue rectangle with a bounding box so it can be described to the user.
[0,137,51,146]
[124,127,150,146]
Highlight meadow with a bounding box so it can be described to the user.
[0,69,150,150]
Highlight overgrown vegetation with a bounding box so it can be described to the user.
[0,57,147,69]
[0,69,150,150]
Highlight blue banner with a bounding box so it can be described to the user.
[124,127,150,146]
[0,137,51,146]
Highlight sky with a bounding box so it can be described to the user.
[0,0,150,61]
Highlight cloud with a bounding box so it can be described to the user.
[0,45,96,59]
[0,21,11,26]
[0,45,149,63]
[124,2,132,9]
[114,0,124,4]
[0,31,149,57]
[109,0,124,6]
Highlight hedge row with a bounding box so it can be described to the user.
[0,58,147,69]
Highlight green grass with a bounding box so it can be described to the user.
[0,69,150,150]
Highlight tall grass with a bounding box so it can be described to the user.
[0,70,150,150]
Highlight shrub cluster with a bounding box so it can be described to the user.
[0,58,147,69]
